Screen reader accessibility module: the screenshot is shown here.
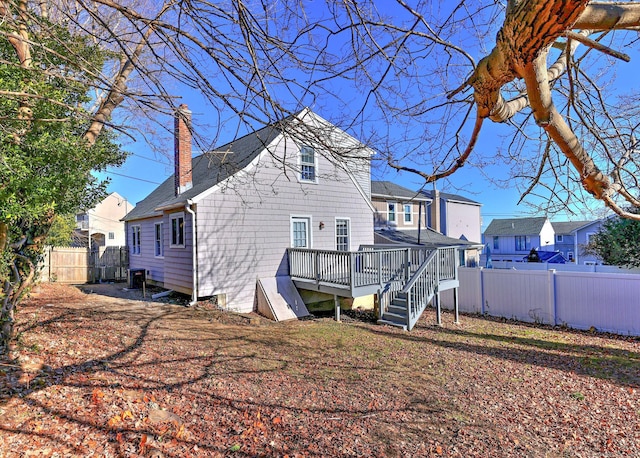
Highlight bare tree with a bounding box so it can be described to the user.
[3,1,640,218]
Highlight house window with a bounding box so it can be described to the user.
[108,232,115,240]
[493,236,499,250]
[404,204,412,223]
[556,234,563,243]
[291,217,311,248]
[155,222,164,257]
[515,235,531,251]
[299,146,316,182]
[388,202,396,223]
[568,251,574,261]
[170,212,185,248]
[586,232,596,244]
[131,225,141,255]
[336,218,350,251]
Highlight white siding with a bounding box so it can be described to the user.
[445,201,481,243]
[194,136,373,312]
[442,268,640,336]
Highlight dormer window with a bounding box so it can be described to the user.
[299,146,317,182]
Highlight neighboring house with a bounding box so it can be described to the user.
[550,220,592,263]
[371,181,430,230]
[572,219,606,265]
[483,217,555,262]
[421,189,482,243]
[123,106,374,313]
[75,192,133,248]
[371,181,483,266]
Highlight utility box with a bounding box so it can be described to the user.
[128,268,146,289]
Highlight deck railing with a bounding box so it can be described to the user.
[402,247,458,330]
[288,247,417,292]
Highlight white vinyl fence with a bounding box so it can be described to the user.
[441,267,640,336]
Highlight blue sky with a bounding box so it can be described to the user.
[95,3,640,231]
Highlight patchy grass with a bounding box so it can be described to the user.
[1,283,638,457]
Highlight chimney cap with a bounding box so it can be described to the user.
[177,103,191,112]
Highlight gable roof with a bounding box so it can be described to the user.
[421,189,480,205]
[371,181,430,201]
[124,122,281,221]
[551,220,593,234]
[484,216,549,236]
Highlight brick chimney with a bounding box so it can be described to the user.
[174,104,193,195]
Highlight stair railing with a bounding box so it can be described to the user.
[401,249,439,330]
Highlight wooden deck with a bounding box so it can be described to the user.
[288,246,460,330]
[288,246,457,297]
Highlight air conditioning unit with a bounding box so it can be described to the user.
[128,268,146,289]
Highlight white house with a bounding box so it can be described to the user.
[123,106,375,313]
[75,192,133,248]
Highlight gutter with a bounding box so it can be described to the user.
[185,199,198,306]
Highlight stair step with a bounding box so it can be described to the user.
[382,311,407,321]
[377,318,407,331]
[388,305,406,315]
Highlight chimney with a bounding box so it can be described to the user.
[174,104,193,195]
[430,188,441,233]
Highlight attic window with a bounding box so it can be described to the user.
[556,235,563,243]
[299,146,316,182]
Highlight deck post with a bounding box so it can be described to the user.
[453,286,460,324]
[435,288,442,326]
[404,248,411,281]
[349,253,356,290]
[334,294,341,322]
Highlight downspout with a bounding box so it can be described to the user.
[185,200,198,306]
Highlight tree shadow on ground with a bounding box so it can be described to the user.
[1,290,473,457]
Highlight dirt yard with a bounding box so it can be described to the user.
[0,283,638,457]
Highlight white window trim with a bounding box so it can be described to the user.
[567,251,574,261]
[335,217,350,251]
[170,212,186,248]
[297,145,318,184]
[154,222,164,258]
[493,236,499,250]
[290,215,312,248]
[387,201,397,224]
[131,225,141,256]
[108,232,115,240]
[403,204,413,223]
[586,232,596,244]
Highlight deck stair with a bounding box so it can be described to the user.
[377,247,458,331]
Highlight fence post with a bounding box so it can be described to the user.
[480,267,485,315]
[548,269,557,325]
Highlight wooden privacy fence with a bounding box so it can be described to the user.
[440,267,640,336]
[40,246,128,284]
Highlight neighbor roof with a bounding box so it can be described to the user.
[123,122,285,221]
[375,228,482,249]
[551,221,594,234]
[371,181,430,201]
[484,216,549,236]
[421,189,480,205]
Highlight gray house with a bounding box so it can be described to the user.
[371,181,483,266]
[550,221,592,263]
[483,217,555,262]
[124,106,374,314]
